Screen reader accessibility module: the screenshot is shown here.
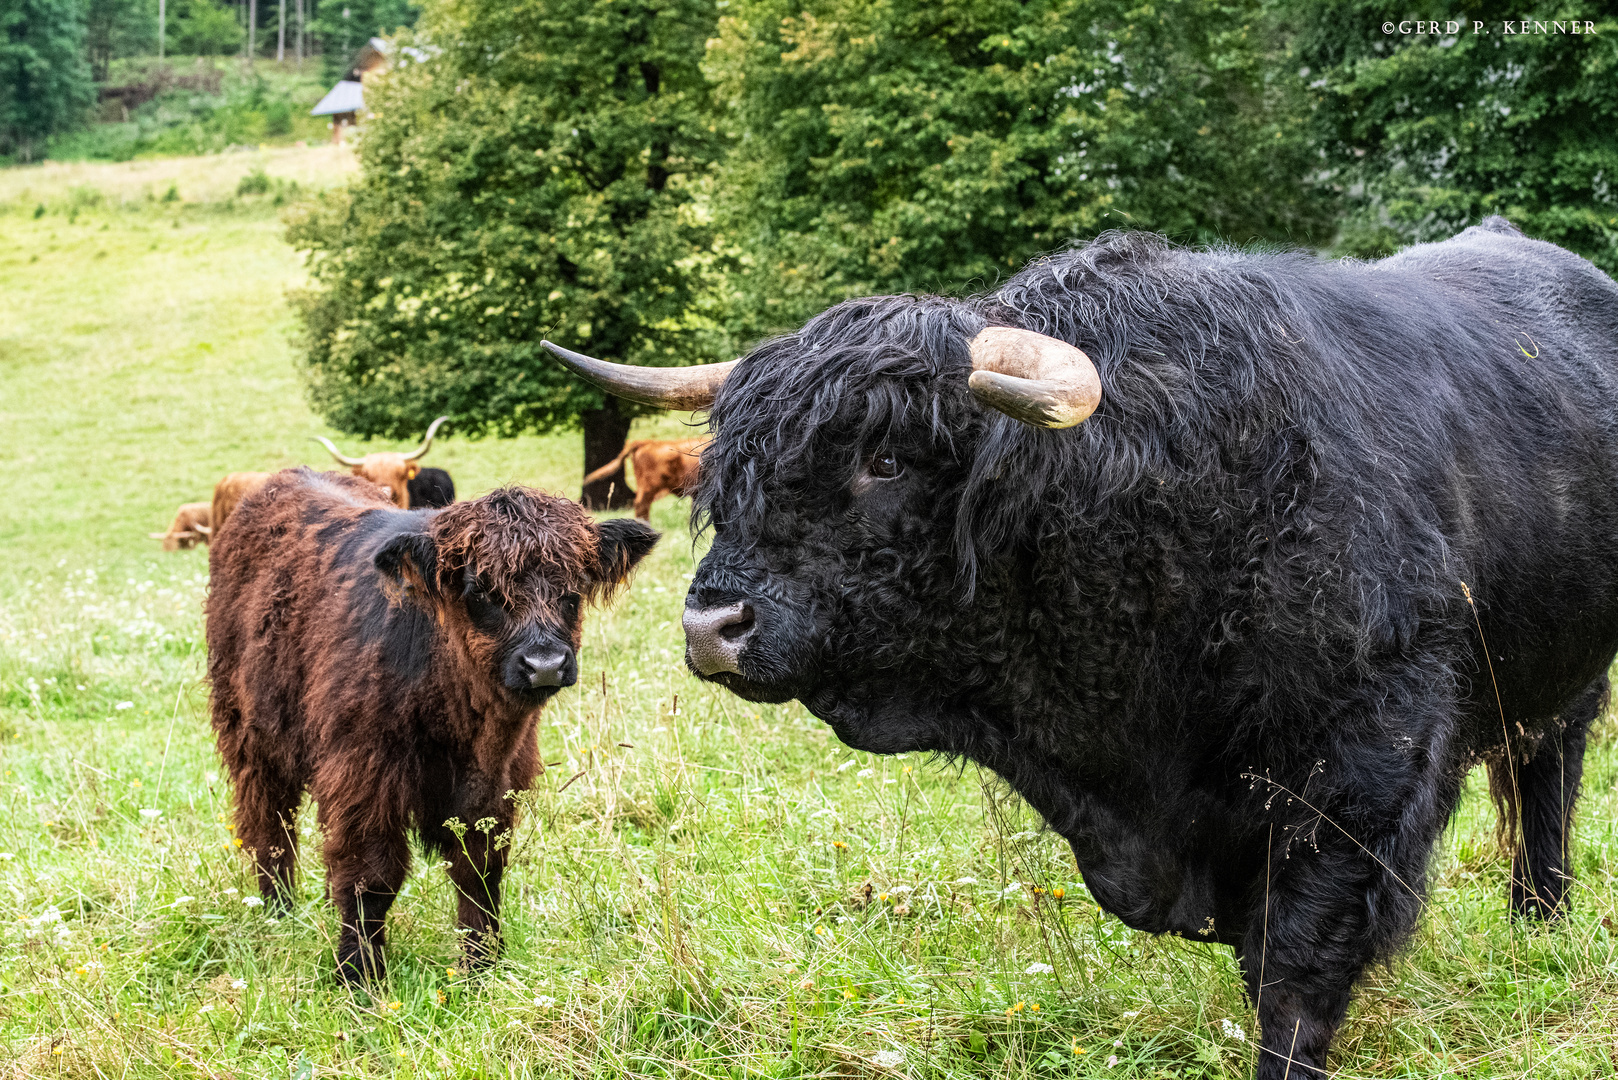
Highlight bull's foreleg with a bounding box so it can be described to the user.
[1506,675,1601,919]
[325,829,410,984]
[1237,765,1457,1079]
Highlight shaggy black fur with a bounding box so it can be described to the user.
[687,218,1618,1079]
[407,466,456,508]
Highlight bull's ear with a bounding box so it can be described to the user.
[593,518,659,590]
[375,529,439,595]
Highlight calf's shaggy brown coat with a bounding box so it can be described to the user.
[206,469,656,980]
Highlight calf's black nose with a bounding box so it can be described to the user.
[520,648,576,688]
[683,600,755,676]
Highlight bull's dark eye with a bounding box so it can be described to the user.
[868,452,902,480]
[560,593,581,620]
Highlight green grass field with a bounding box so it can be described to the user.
[2,151,1617,1079]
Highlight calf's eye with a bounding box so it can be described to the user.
[560,593,581,619]
[868,452,902,480]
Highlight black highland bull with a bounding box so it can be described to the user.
[544,218,1618,1079]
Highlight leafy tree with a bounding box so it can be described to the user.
[709,0,1335,330]
[84,0,154,81]
[167,0,243,56]
[0,0,92,161]
[288,0,725,508]
[1289,2,1618,273]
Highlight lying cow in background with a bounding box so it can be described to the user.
[149,501,212,550]
[210,471,274,535]
[407,466,456,508]
[206,468,657,981]
[546,218,1618,1079]
[582,437,705,520]
[313,415,448,508]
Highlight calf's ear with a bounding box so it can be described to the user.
[375,529,440,595]
[593,518,660,590]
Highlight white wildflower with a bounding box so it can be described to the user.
[836,760,855,773]
[139,808,162,820]
[115,701,133,710]
[0,853,13,861]
[1221,1018,1246,1042]
[954,876,977,885]
[870,1050,905,1069]
[198,1003,213,1014]
[242,896,264,908]
[1106,1054,1119,1068]
[534,995,556,1008]
[205,773,219,785]
[231,978,246,990]
[1024,962,1054,975]
[223,888,238,895]
[856,768,874,779]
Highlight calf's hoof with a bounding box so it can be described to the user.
[337,946,386,985]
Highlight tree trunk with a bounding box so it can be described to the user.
[580,399,636,511]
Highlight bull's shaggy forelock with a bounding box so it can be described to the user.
[430,486,618,604]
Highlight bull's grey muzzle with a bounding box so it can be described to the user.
[683,601,755,676]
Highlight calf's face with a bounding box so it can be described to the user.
[375,489,658,703]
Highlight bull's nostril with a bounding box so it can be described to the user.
[718,606,755,641]
[683,600,755,676]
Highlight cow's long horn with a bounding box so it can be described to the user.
[312,435,365,466]
[193,523,211,535]
[402,415,449,462]
[541,340,736,411]
[967,327,1101,429]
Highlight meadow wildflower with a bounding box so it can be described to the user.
[833,840,848,850]
[139,808,161,820]
[871,1050,904,1068]
[1107,1054,1119,1068]
[1221,1018,1246,1041]
[230,978,246,990]
[387,1001,403,1011]
[534,995,556,1008]
[1025,962,1054,975]
[242,896,263,907]
[1052,887,1066,899]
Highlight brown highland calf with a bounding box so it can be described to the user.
[206,468,657,981]
[149,501,212,550]
[581,437,706,520]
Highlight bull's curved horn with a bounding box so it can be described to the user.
[541,340,736,411]
[193,523,211,535]
[312,435,365,466]
[402,415,449,462]
[967,327,1101,429]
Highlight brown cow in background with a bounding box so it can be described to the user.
[149,501,212,550]
[206,469,657,982]
[313,416,448,509]
[211,472,274,535]
[582,437,706,520]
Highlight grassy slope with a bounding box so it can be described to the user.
[1,152,1616,1079]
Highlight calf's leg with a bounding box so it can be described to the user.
[1503,675,1602,919]
[425,806,514,969]
[324,825,411,984]
[229,763,304,908]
